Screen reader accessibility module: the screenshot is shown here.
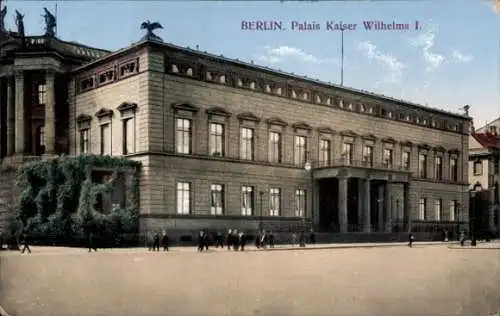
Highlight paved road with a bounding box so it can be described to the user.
[1,244,499,316]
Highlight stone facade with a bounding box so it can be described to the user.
[0,35,472,240]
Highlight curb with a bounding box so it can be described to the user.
[447,246,500,250]
[250,242,455,252]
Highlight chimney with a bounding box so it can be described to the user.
[195,45,199,50]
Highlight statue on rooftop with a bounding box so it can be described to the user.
[1,5,7,33]
[43,7,56,37]
[140,20,163,42]
[14,10,24,37]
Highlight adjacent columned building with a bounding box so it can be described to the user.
[0,25,472,240]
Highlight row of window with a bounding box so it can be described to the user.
[418,198,460,221]
[177,118,460,182]
[167,60,464,134]
[176,182,306,217]
[79,116,136,155]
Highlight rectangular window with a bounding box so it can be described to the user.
[268,132,281,163]
[343,143,353,165]
[175,118,192,154]
[418,198,426,220]
[319,139,330,167]
[450,158,458,181]
[295,189,306,217]
[473,161,483,176]
[210,184,224,215]
[80,129,89,154]
[434,199,442,221]
[209,123,225,157]
[269,188,281,216]
[383,148,393,168]
[363,145,373,167]
[402,151,410,170]
[241,186,254,216]
[32,83,46,106]
[294,135,307,166]
[100,123,111,155]
[434,156,443,180]
[240,127,254,160]
[449,200,458,221]
[176,182,191,215]
[419,153,427,178]
[122,117,135,155]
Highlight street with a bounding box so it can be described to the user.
[0,244,499,316]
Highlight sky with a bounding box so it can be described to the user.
[3,0,500,128]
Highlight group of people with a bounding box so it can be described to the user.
[149,231,170,252]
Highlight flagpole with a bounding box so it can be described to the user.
[340,28,344,86]
[54,2,58,37]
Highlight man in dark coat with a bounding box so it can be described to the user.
[408,232,414,248]
[239,231,246,251]
[20,233,32,254]
[203,230,210,251]
[215,231,223,248]
[309,229,316,244]
[88,232,97,252]
[232,230,239,251]
[226,229,233,250]
[152,232,160,251]
[162,231,169,252]
[299,231,306,247]
[198,231,205,252]
[268,231,275,248]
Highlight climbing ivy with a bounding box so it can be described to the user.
[15,155,141,246]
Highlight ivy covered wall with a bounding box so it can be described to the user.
[12,155,141,246]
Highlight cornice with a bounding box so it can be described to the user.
[292,122,312,131]
[76,114,92,123]
[382,137,396,144]
[400,140,413,147]
[433,146,446,152]
[362,134,377,141]
[95,108,114,119]
[266,117,288,127]
[448,148,460,154]
[237,112,260,122]
[418,143,431,151]
[340,130,358,137]
[117,102,138,113]
[206,106,231,118]
[171,102,199,113]
[317,126,336,134]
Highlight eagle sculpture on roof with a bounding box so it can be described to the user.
[140,20,163,42]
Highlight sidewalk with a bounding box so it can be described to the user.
[447,240,500,250]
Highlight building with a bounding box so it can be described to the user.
[0,12,472,241]
[468,119,500,236]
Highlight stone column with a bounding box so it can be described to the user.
[44,71,56,155]
[14,71,25,154]
[338,177,348,233]
[385,182,393,232]
[312,179,320,228]
[377,185,384,232]
[363,178,371,232]
[6,77,14,156]
[357,178,363,231]
[405,182,412,232]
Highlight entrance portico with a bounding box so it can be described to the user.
[313,164,411,233]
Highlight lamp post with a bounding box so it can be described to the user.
[304,160,312,233]
[259,190,264,232]
[469,186,480,247]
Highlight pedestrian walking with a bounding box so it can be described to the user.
[152,232,160,251]
[459,230,465,247]
[88,232,97,252]
[162,231,169,252]
[215,231,224,248]
[291,232,297,245]
[260,230,267,249]
[309,229,316,244]
[198,231,205,252]
[232,229,240,251]
[299,231,306,247]
[226,229,233,250]
[203,230,210,251]
[239,231,245,251]
[268,231,275,248]
[444,229,449,242]
[408,232,414,248]
[20,233,31,254]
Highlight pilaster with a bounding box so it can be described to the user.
[405,182,412,232]
[44,71,56,155]
[338,177,348,233]
[14,71,25,154]
[385,182,392,232]
[377,185,384,232]
[363,178,371,232]
[6,77,14,155]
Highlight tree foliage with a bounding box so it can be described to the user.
[14,155,141,246]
